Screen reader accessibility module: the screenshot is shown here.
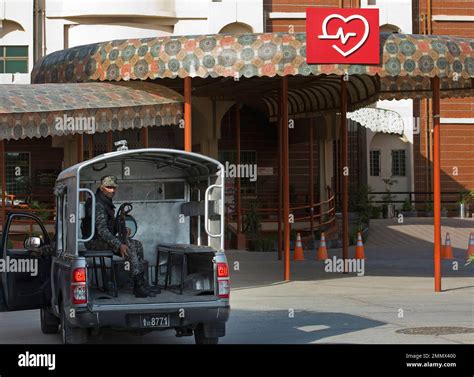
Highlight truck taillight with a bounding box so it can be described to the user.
[72,268,86,283]
[218,280,230,299]
[71,285,87,304]
[71,268,87,304]
[217,263,229,278]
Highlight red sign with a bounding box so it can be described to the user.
[306,8,380,64]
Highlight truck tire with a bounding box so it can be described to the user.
[194,324,219,345]
[60,304,88,344]
[40,307,59,334]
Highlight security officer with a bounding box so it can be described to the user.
[83,175,159,298]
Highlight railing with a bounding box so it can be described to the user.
[0,193,56,229]
[225,193,337,235]
[368,191,463,206]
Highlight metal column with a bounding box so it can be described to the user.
[431,76,442,292]
[184,77,192,152]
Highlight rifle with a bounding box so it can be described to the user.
[115,203,133,246]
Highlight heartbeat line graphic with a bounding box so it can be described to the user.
[317,14,370,57]
[318,28,357,45]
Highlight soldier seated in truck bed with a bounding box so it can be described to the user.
[81,175,159,298]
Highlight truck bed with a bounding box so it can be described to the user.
[90,288,218,305]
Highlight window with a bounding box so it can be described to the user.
[392,149,406,176]
[6,152,31,196]
[218,150,257,195]
[113,180,186,202]
[0,46,28,73]
[369,150,381,177]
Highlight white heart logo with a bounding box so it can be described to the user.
[318,14,370,57]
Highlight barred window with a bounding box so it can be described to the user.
[0,46,28,73]
[369,150,381,177]
[6,152,31,196]
[391,149,406,176]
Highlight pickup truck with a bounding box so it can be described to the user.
[0,148,230,344]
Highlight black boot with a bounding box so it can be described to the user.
[133,273,156,298]
[138,271,161,294]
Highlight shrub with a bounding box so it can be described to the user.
[401,198,413,212]
[29,201,51,221]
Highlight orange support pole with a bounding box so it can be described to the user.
[282,77,290,281]
[77,134,83,162]
[432,76,442,292]
[235,101,241,234]
[184,76,192,152]
[142,127,149,148]
[341,77,349,271]
[309,119,315,236]
[278,86,283,261]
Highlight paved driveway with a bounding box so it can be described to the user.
[0,218,472,344]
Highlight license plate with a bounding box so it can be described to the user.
[139,314,170,328]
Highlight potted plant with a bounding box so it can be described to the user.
[400,198,412,217]
[382,178,398,219]
[425,201,434,217]
[370,205,382,219]
[400,198,417,217]
[457,191,474,219]
[348,184,374,224]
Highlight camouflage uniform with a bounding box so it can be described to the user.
[84,185,145,277]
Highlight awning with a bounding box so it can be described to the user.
[0,81,183,140]
[347,107,405,134]
[31,32,474,97]
[29,32,473,121]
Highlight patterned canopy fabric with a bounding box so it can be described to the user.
[0,82,183,140]
[31,32,473,87]
[28,32,474,123]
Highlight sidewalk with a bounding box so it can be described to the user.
[223,218,474,344]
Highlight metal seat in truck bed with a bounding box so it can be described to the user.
[79,249,118,297]
[155,244,215,295]
[156,244,215,253]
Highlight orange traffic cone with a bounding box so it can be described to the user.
[467,232,474,258]
[442,232,454,260]
[355,232,366,260]
[317,232,328,260]
[293,233,304,261]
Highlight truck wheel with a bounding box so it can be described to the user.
[40,307,59,334]
[60,304,88,344]
[194,324,219,345]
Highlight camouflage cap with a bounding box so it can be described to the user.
[100,175,118,187]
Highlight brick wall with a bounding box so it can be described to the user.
[414,0,474,210]
[264,0,356,32]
